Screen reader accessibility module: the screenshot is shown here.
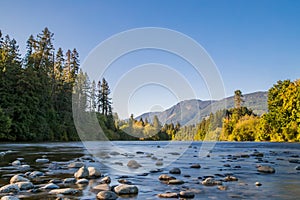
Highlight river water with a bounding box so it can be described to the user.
[0,141,299,199]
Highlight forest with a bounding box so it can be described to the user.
[0,28,299,142]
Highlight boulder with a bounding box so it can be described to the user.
[88,167,101,178]
[257,165,275,173]
[114,184,138,195]
[42,183,59,189]
[74,166,89,179]
[127,160,142,169]
[10,175,29,184]
[49,188,79,195]
[157,193,178,198]
[169,167,181,174]
[0,184,19,193]
[97,191,118,200]
[16,182,33,190]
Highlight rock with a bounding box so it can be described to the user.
[88,167,101,178]
[223,164,231,167]
[114,184,138,195]
[19,165,30,171]
[100,176,111,184]
[157,192,178,198]
[97,191,118,200]
[10,175,29,184]
[16,181,33,190]
[76,178,89,184]
[1,196,19,200]
[42,183,59,189]
[35,158,49,163]
[93,184,111,191]
[257,165,275,173]
[110,151,120,156]
[190,164,201,168]
[202,178,222,186]
[49,188,79,195]
[127,160,142,169]
[74,166,89,179]
[49,179,62,184]
[295,166,300,170]
[63,178,76,184]
[179,191,195,198]
[169,167,181,174]
[168,179,184,185]
[68,162,84,168]
[158,174,176,181]
[218,185,228,191]
[251,152,264,157]
[255,182,262,186]
[29,171,44,178]
[288,159,300,164]
[12,160,21,166]
[224,176,238,182]
[118,179,132,184]
[156,161,163,166]
[0,184,19,193]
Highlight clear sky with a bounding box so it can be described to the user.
[1,0,300,118]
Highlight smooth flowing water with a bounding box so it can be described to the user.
[0,141,299,199]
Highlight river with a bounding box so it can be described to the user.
[0,141,299,199]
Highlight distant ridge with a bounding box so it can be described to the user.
[136,91,268,126]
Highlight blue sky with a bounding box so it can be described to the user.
[1,0,300,118]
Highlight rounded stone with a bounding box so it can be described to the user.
[74,166,89,179]
[127,160,142,169]
[257,165,275,173]
[114,184,138,195]
[10,175,29,184]
[179,191,195,198]
[157,193,178,198]
[97,191,118,200]
[169,167,181,174]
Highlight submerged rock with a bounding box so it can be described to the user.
[169,167,181,174]
[224,176,238,182]
[168,179,184,185]
[97,191,118,200]
[257,165,275,173]
[114,184,138,195]
[202,177,222,186]
[127,160,142,169]
[35,158,49,163]
[158,174,176,181]
[74,166,89,179]
[179,191,195,198]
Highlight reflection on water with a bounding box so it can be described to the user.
[0,141,299,199]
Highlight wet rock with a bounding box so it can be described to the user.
[223,164,231,167]
[168,179,184,185]
[68,162,84,168]
[42,183,59,189]
[224,176,238,182]
[35,158,49,163]
[169,167,181,174]
[76,178,89,184]
[114,162,123,166]
[74,166,89,179]
[10,175,29,184]
[255,182,262,186]
[19,165,30,171]
[295,166,300,170]
[97,191,118,200]
[12,160,21,166]
[150,168,163,173]
[99,176,111,184]
[49,179,62,184]
[179,191,195,198]
[118,179,132,184]
[157,192,178,198]
[190,164,201,168]
[109,151,120,156]
[127,160,142,169]
[29,171,44,178]
[63,178,76,184]
[88,167,101,178]
[218,185,228,191]
[16,181,34,190]
[288,159,300,164]
[251,152,264,157]
[1,196,19,200]
[158,174,176,181]
[114,184,138,195]
[49,188,79,195]
[93,184,111,191]
[136,151,144,154]
[0,184,19,193]
[257,165,275,173]
[169,152,180,155]
[202,177,222,186]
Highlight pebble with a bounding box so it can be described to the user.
[74,166,89,179]
[179,191,195,198]
[295,166,300,170]
[10,175,29,184]
[42,183,60,189]
[255,182,262,186]
[202,177,222,186]
[97,191,118,200]
[88,167,101,178]
[93,184,111,191]
[224,176,238,182]
[257,165,275,173]
[11,160,21,166]
[0,184,20,193]
[29,171,44,178]
[168,179,184,185]
[190,164,201,168]
[63,178,76,184]
[157,192,178,198]
[16,181,34,190]
[35,158,49,163]
[68,162,84,168]
[218,185,228,191]
[1,196,19,200]
[49,188,79,195]
[76,178,89,184]
[127,160,142,169]
[100,176,111,184]
[159,174,176,181]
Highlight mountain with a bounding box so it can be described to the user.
[136,91,268,126]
